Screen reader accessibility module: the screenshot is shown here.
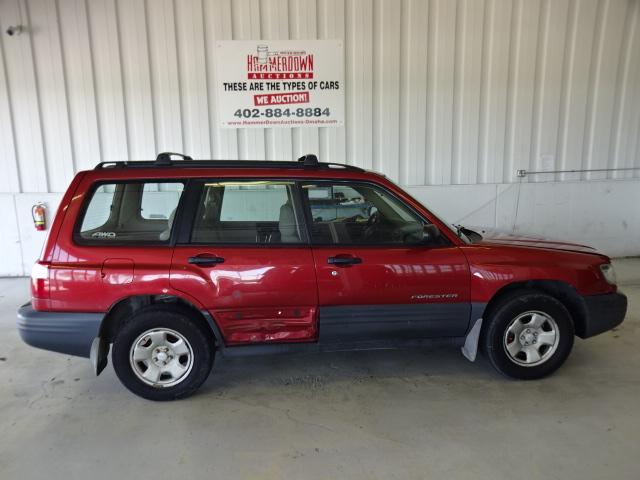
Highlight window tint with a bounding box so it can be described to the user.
[302,182,425,245]
[141,183,184,219]
[191,181,303,244]
[82,184,116,231]
[78,182,184,243]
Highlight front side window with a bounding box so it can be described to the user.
[191,181,303,244]
[77,181,184,243]
[302,181,425,245]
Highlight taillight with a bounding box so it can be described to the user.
[31,261,50,299]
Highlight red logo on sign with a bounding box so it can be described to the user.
[247,46,314,80]
[254,92,310,106]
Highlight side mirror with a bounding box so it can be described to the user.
[422,224,440,243]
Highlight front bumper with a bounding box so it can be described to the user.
[578,292,627,338]
[17,303,104,358]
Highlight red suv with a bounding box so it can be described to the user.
[17,153,627,400]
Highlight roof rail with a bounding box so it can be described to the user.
[94,152,364,172]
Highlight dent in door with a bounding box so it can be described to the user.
[170,248,319,345]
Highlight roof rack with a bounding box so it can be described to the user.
[94,152,364,172]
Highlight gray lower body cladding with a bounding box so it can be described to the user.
[16,292,626,360]
[17,303,103,358]
[318,303,472,342]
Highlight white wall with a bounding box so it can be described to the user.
[1,0,639,275]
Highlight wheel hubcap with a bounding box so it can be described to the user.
[503,311,559,367]
[130,328,194,387]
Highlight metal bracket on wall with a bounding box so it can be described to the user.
[516,167,640,177]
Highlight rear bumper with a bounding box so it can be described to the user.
[578,292,627,339]
[17,303,104,358]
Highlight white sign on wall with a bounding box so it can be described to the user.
[215,40,344,129]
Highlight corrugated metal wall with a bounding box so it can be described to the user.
[1,0,639,194]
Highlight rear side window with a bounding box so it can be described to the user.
[141,183,184,219]
[77,181,184,244]
[191,181,303,244]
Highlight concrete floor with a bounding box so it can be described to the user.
[1,259,639,480]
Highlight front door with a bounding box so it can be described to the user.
[170,180,318,345]
[300,180,470,342]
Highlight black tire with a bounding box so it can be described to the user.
[112,304,215,401]
[482,290,574,380]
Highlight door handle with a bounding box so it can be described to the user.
[188,255,225,267]
[327,255,362,266]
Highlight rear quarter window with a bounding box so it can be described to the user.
[76,181,184,244]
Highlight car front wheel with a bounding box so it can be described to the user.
[482,290,575,380]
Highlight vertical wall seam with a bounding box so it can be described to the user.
[0,21,22,192]
[11,194,26,276]
[555,0,577,182]
[423,0,429,182]
[258,0,270,160]
[113,0,131,159]
[633,2,640,176]
[54,0,77,173]
[451,0,463,185]
[503,0,520,184]
[608,0,633,177]
[315,0,321,38]
[316,0,326,162]
[171,0,186,152]
[528,0,548,181]
[143,0,158,154]
[398,0,408,184]
[229,0,243,159]
[84,0,104,164]
[557,0,578,180]
[257,0,269,161]
[369,0,376,172]
[22,0,50,192]
[493,183,498,229]
[344,0,351,164]
[289,0,297,160]
[635,109,640,176]
[477,0,492,184]
[201,0,215,158]
[581,0,607,179]
[372,0,380,172]
[425,0,435,185]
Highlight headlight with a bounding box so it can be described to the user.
[599,263,617,285]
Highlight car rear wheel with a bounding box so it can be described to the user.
[112,305,214,400]
[482,290,574,380]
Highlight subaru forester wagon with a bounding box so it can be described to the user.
[18,153,627,400]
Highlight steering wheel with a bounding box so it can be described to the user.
[366,210,380,227]
[362,211,381,241]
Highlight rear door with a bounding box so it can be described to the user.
[300,180,471,342]
[169,179,318,345]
